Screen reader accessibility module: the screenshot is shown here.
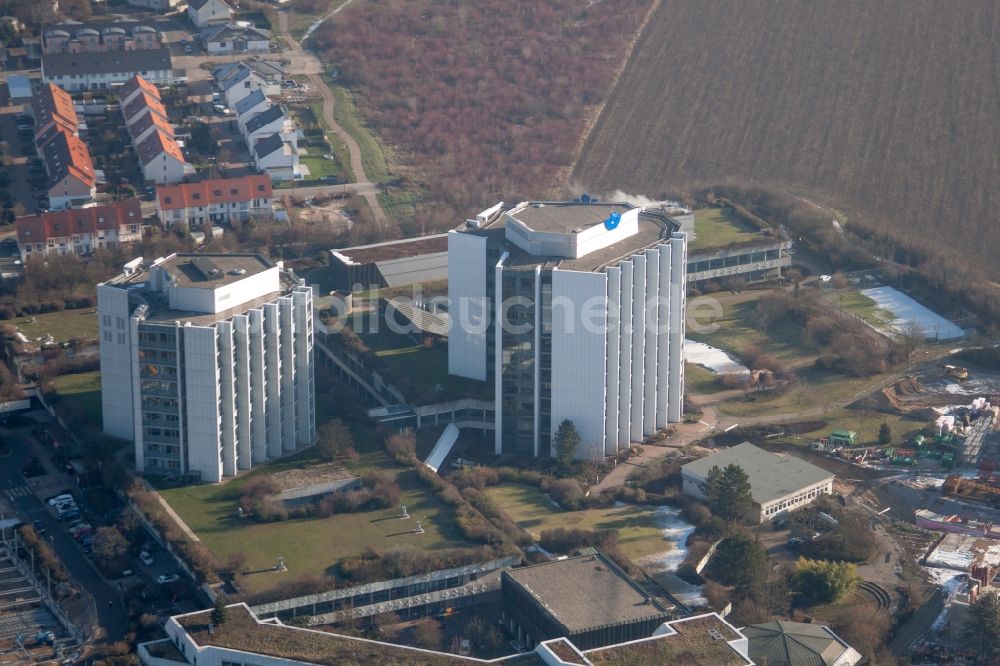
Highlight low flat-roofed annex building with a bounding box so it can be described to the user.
[98,253,315,483]
[139,602,753,665]
[501,551,670,651]
[681,442,835,523]
[329,233,449,291]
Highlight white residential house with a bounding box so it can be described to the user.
[235,88,268,131]
[253,132,299,182]
[187,0,235,29]
[136,130,188,184]
[41,48,173,91]
[202,22,271,55]
[218,65,279,107]
[243,104,291,147]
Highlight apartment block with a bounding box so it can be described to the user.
[98,253,315,483]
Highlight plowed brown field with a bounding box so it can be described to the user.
[572,1,1000,273]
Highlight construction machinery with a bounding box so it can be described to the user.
[940,363,970,380]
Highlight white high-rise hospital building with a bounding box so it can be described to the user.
[98,253,315,483]
[448,201,687,458]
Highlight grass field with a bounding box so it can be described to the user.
[10,309,98,343]
[689,207,760,252]
[684,363,724,395]
[160,449,473,595]
[378,190,422,226]
[572,1,1000,277]
[50,371,102,434]
[323,80,391,185]
[486,484,670,561]
[688,296,815,364]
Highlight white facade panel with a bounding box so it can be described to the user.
[98,284,136,440]
[617,261,633,449]
[217,321,237,476]
[604,267,621,454]
[447,230,488,380]
[656,244,673,429]
[628,255,645,442]
[642,248,659,436]
[182,325,222,482]
[550,269,607,459]
[668,233,687,422]
[232,314,253,470]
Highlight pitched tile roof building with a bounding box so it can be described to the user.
[15,199,142,261]
[31,83,97,209]
[119,75,189,184]
[156,174,273,228]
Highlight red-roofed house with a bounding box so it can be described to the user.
[156,174,272,228]
[38,128,97,210]
[119,73,161,107]
[122,90,167,126]
[136,130,188,184]
[31,83,79,139]
[120,74,189,184]
[128,108,175,145]
[15,198,142,260]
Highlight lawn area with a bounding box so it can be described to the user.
[684,363,725,395]
[159,449,474,596]
[825,289,897,331]
[688,206,762,252]
[689,297,815,365]
[486,484,670,562]
[715,365,896,419]
[50,371,102,434]
[10,309,98,343]
[324,77,391,184]
[378,190,422,226]
[766,407,927,449]
[300,155,340,180]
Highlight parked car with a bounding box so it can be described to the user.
[212,104,231,115]
[139,551,154,566]
[156,574,180,585]
[48,494,74,507]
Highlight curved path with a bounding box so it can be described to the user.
[276,9,388,227]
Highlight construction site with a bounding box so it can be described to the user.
[808,355,1000,661]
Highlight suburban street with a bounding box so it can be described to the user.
[0,430,127,641]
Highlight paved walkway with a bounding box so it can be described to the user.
[275,9,388,227]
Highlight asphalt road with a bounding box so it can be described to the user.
[0,431,127,642]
